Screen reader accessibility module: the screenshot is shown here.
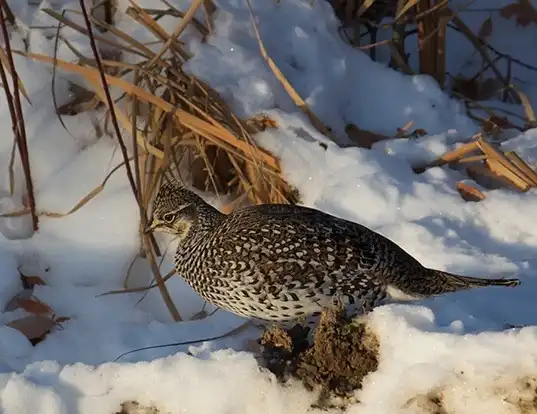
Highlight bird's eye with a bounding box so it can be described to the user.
[162,212,176,223]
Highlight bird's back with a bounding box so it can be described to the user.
[223,203,421,270]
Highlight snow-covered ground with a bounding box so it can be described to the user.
[1,0,537,412]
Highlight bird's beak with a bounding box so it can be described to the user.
[144,220,159,234]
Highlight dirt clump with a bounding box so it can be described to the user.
[114,401,163,414]
[259,303,380,407]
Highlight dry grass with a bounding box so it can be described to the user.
[0,0,318,321]
[330,0,458,87]
[329,0,537,135]
[415,133,537,200]
[328,1,537,202]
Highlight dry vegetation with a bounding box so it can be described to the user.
[0,0,536,341]
[332,0,537,204]
[0,0,305,331]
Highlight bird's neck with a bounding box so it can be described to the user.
[189,203,225,239]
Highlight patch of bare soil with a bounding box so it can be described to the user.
[114,401,164,414]
[258,303,380,408]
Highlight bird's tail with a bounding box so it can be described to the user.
[429,269,520,295]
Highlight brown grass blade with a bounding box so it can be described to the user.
[94,81,165,158]
[244,0,336,142]
[395,0,419,22]
[504,151,537,187]
[477,138,534,189]
[466,163,514,189]
[126,1,190,61]
[21,51,280,169]
[457,155,487,163]
[158,0,211,37]
[142,225,182,321]
[484,158,530,191]
[7,135,16,195]
[100,269,176,296]
[413,0,449,22]
[0,48,31,103]
[41,158,133,218]
[356,0,378,18]
[436,13,447,88]
[509,84,536,125]
[389,42,414,75]
[0,160,133,220]
[415,140,480,172]
[169,0,204,40]
[42,8,151,58]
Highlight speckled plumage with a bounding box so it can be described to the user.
[148,181,520,325]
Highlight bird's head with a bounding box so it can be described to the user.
[146,181,201,240]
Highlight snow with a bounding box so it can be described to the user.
[0,0,536,412]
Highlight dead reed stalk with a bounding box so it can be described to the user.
[0,3,38,232]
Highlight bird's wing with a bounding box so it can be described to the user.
[269,264,385,304]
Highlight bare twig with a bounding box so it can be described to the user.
[244,0,336,141]
[77,0,181,321]
[1,1,15,26]
[113,320,253,362]
[77,0,137,199]
[391,0,408,69]
[0,1,38,231]
[451,13,517,102]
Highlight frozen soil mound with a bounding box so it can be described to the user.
[259,304,379,407]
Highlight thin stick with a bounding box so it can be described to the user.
[78,0,181,321]
[0,2,38,231]
[78,0,138,200]
[113,320,253,361]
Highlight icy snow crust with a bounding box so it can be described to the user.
[1,0,537,412]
